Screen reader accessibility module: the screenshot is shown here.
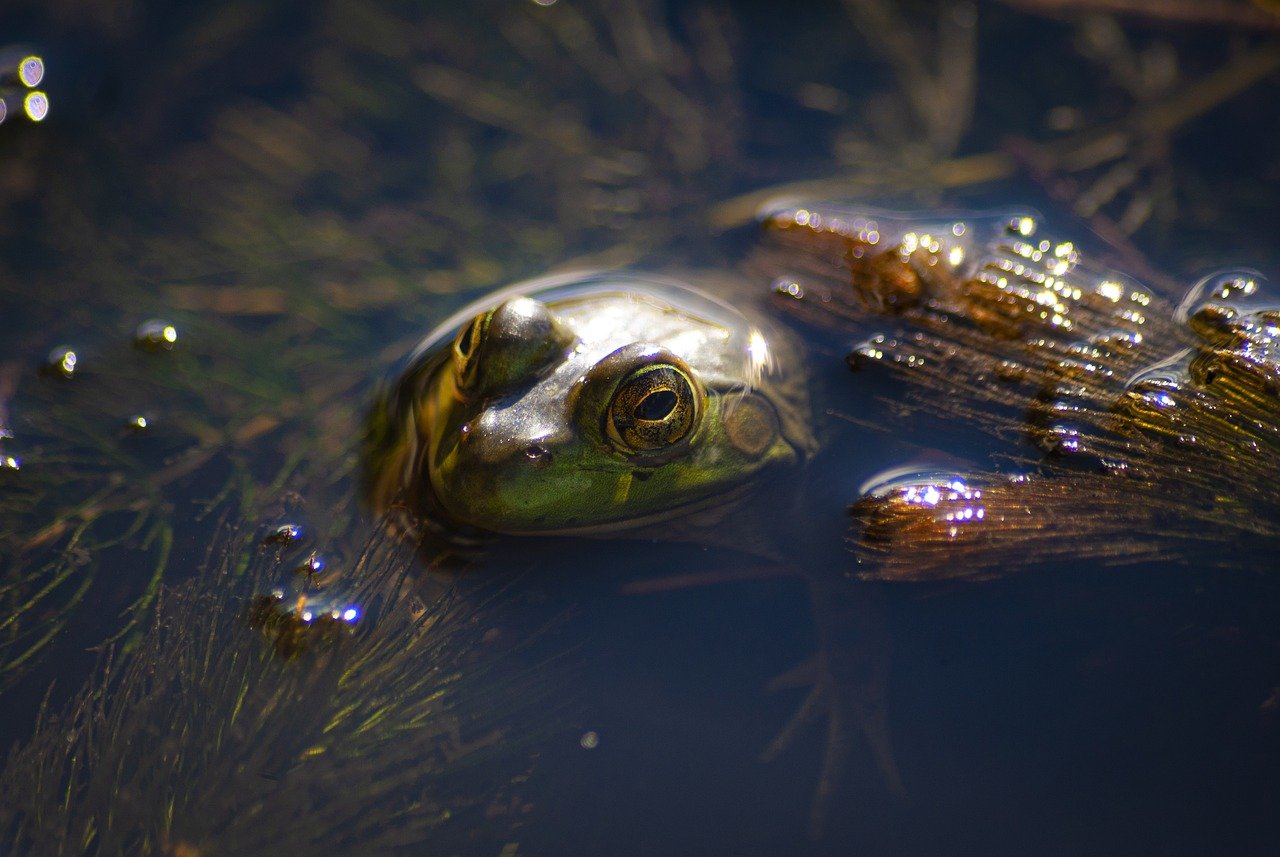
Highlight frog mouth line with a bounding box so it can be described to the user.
[495,479,759,538]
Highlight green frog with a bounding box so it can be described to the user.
[368,270,816,539]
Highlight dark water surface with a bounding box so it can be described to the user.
[1,1,1279,855]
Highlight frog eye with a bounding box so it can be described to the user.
[606,362,702,453]
[451,298,576,397]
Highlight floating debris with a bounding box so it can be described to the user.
[761,203,1279,579]
[261,522,303,547]
[292,552,327,583]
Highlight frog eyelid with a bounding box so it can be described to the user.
[451,313,489,392]
[451,299,577,399]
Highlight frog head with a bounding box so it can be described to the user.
[366,271,815,537]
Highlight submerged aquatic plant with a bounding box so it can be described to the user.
[0,527,547,857]
[758,205,1280,578]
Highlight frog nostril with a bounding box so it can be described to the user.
[524,443,552,463]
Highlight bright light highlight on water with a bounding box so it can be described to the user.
[23,91,48,122]
[19,56,43,87]
[746,327,770,375]
[1098,281,1124,302]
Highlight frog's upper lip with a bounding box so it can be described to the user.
[489,481,756,537]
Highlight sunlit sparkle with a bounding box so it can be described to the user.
[23,91,48,122]
[19,56,44,87]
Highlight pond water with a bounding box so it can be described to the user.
[1,1,1279,855]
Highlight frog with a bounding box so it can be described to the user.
[365,270,817,542]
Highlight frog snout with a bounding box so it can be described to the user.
[463,411,560,468]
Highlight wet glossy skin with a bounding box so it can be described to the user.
[369,271,816,535]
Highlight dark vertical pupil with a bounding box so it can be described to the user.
[634,389,677,420]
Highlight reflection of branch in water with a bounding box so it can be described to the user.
[411,0,746,247]
[1012,36,1280,244]
[1002,0,1280,30]
[0,528,545,856]
[841,0,977,157]
[619,563,798,594]
[712,10,1279,294]
[714,36,1280,248]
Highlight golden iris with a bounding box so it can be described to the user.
[606,363,700,452]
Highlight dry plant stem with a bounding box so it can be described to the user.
[841,0,977,155]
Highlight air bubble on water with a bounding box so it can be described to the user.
[1175,270,1275,336]
[1123,348,1193,392]
[262,523,304,547]
[134,319,179,351]
[45,346,78,378]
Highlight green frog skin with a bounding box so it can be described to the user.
[367,270,816,537]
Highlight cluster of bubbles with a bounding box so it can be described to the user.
[0,319,181,476]
[14,304,367,660]
[0,48,48,125]
[1119,272,1279,450]
[855,469,989,544]
[249,521,364,659]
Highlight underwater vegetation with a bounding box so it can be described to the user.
[759,204,1280,578]
[0,0,1277,853]
[0,527,546,857]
